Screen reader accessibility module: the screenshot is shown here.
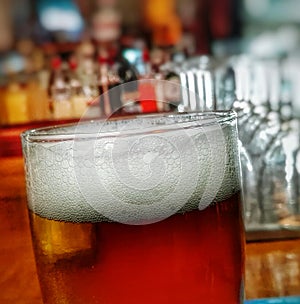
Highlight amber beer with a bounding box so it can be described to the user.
[30,193,244,304]
[22,112,245,304]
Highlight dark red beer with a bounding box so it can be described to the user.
[30,191,244,304]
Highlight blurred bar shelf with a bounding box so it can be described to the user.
[246,224,300,242]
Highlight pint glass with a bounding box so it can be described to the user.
[22,111,245,304]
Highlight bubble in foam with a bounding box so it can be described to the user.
[23,113,240,224]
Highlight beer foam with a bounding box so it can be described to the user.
[22,113,240,224]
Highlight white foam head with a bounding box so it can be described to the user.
[22,112,240,224]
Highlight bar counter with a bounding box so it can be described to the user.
[0,156,299,303]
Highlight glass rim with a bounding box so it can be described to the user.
[21,110,236,143]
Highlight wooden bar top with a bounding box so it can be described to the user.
[0,156,299,303]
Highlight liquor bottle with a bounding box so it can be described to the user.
[79,57,101,119]
[111,52,137,114]
[68,59,88,119]
[49,57,72,120]
[230,55,256,130]
[138,48,158,113]
[97,54,114,117]
[26,72,50,121]
[159,61,182,112]
[3,79,29,125]
[215,62,236,110]
[97,48,139,117]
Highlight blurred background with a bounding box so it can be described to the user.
[3,0,300,78]
[0,0,240,127]
[0,0,241,56]
[2,0,300,135]
[2,0,300,136]
[2,0,300,60]
[1,0,300,239]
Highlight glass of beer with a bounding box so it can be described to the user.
[21,111,245,304]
